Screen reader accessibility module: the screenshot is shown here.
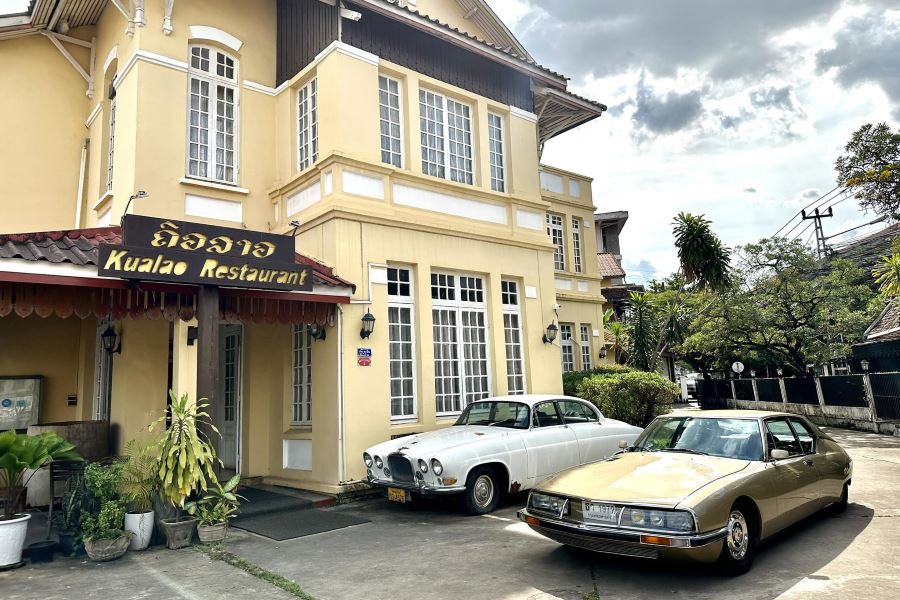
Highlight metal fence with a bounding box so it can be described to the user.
[733,379,754,401]
[782,377,819,405]
[869,374,900,419]
[819,375,868,408]
[756,378,782,403]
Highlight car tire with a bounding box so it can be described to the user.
[830,483,849,515]
[463,466,501,515]
[717,503,757,576]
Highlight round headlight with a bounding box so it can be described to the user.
[374,456,384,469]
[363,453,373,468]
[431,459,443,476]
[418,459,429,473]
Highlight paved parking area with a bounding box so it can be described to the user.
[224,427,900,600]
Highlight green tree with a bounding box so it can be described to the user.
[835,122,900,217]
[873,239,900,298]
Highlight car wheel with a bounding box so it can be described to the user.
[717,503,757,576]
[831,483,849,515]
[464,467,500,515]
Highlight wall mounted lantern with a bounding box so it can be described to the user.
[749,370,756,378]
[360,311,376,339]
[309,323,327,342]
[861,360,870,372]
[776,368,783,377]
[101,325,121,355]
[542,322,558,344]
[599,346,608,359]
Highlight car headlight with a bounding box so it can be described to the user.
[431,459,443,476]
[418,459,429,473]
[374,456,383,469]
[364,453,373,468]
[530,493,569,516]
[620,507,694,533]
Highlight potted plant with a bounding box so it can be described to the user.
[54,473,85,556]
[80,462,130,562]
[150,391,220,549]
[120,440,157,550]
[0,430,81,568]
[186,474,244,543]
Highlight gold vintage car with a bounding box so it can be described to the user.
[518,410,852,574]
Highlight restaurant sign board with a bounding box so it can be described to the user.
[97,215,313,292]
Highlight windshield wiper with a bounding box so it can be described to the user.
[661,448,709,456]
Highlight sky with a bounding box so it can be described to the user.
[490,0,900,284]
[0,0,28,14]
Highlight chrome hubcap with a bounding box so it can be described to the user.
[473,475,494,508]
[727,510,749,560]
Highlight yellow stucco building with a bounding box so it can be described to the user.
[0,0,609,494]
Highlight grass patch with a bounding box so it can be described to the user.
[195,543,316,600]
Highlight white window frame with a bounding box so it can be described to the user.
[106,94,116,192]
[186,44,239,185]
[388,266,417,422]
[431,271,491,416]
[501,280,526,395]
[580,324,593,371]
[379,75,404,169]
[547,214,566,271]
[291,325,312,426]
[488,112,506,193]
[572,217,583,274]
[297,78,318,172]
[419,88,474,185]
[560,324,575,373]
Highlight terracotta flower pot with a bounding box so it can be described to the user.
[197,522,227,543]
[159,518,196,549]
[84,535,130,562]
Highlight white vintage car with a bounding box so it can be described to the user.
[363,395,643,514]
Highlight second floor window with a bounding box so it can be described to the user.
[379,75,403,168]
[547,214,566,271]
[187,45,237,184]
[488,112,505,192]
[572,217,583,273]
[419,89,474,185]
[297,78,318,171]
[106,93,116,192]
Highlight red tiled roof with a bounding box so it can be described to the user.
[596,253,626,279]
[0,226,354,290]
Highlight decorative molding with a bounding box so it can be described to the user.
[163,0,175,35]
[179,177,249,195]
[84,102,103,128]
[524,285,538,299]
[40,31,95,99]
[577,281,589,292]
[515,208,543,230]
[540,171,564,194]
[314,40,378,67]
[117,49,188,90]
[323,171,334,196]
[342,171,385,200]
[188,25,243,52]
[393,183,507,225]
[509,106,538,123]
[102,45,118,74]
[554,278,572,290]
[243,80,277,96]
[184,193,243,223]
[92,190,114,211]
[286,181,322,216]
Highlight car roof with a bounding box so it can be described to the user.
[665,409,800,419]
[473,394,586,407]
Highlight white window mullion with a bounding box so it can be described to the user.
[186,45,237,185]
[580,324,592,371]
[106,96,116,192]
[297,78,318,172]
[560,324,575,373]
[292,325,312,425]
[488,112,505,193]
[389,267,416,421]
[547,214,566,271]
[502,280,526,395]
[379,75,403,168]
[572,217,583,274]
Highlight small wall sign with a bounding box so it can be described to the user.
[357,348,372,358]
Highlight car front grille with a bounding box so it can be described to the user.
[532,525,659,559]
[388,454,414,483]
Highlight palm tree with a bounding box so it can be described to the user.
[627,292,659,371]
[873,252,900,298]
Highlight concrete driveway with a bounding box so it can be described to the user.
[224,427,900,600]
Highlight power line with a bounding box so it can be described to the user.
[773,185,841,237]
[781,188,845,239]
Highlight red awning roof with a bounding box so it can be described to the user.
[0,226,355,291]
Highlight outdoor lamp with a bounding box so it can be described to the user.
[101,325,121,355]
[308,323,327,342]
[776,368,783,377]
[750,370,756,378]
[599,346,608,359]
[360,311,376,339]
[861,360,870,372]
[543,322,558,344]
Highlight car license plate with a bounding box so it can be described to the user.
[583,502,619,524]
[387,487,408,503]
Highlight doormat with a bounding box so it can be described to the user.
[234,487,314,518]
[231,508,369,541]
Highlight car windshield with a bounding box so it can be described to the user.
[631,417,764,461]
[454,402,530,430]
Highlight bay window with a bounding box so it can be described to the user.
[187,45,238,184]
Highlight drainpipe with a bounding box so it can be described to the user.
[74,139,89,228]
[337,304,346,484]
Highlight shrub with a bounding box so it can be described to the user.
[575,371,678,427]
[562,364,635,397]
[81,500,126,542]
[83,461,123,513]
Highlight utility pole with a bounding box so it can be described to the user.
[802,207,833,259]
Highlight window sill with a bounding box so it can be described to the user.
[180,177,250,195]
[92,190,114,211]
[391,418,419,426]
[288,424,312,432]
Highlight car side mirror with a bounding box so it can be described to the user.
[770,449,790,461]
[618,440,629,450]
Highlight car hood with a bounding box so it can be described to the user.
[537,452,751,508]
[367,426,516,458]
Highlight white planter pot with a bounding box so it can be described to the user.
[124,510,155,551]
[0,514,31,568]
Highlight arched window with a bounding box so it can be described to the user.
[186,44,239,184]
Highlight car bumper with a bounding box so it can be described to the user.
[517,508,726,562]
[367,476,466,496]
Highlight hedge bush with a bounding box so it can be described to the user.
[562,364,635,397]
[574,371,678,427]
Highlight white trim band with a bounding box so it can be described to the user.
[188,25,243,52]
